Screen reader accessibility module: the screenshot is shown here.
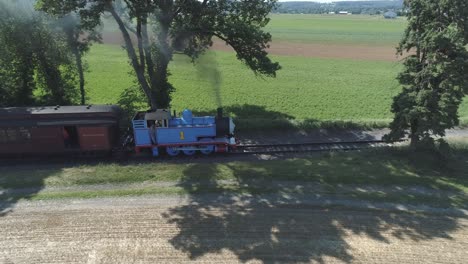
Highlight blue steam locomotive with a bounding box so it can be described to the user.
[132,108,237,156]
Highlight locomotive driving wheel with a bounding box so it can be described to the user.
[166,147,180,156]
[198,138,215,155]
[183,146,196,156]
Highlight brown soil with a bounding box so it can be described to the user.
[212,39,403,61]
[101,32,404,61]
[1,197,466,263]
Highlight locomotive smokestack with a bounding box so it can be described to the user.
[217,107,223,119]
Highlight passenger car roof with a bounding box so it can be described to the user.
[0,105,121,116]
[0,105,121,127]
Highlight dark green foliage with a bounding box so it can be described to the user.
[386,0,468,147]
[37,0,280,109]
[172,0,280,76]
[116,85,147,127]
[59,14,101,105]
[0,0,80,107]
[0,3,37,106]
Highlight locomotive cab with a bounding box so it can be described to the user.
[145,109,171,129]
[144,109,172,144]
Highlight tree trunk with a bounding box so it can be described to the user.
[36,31,66,104]
[409,119,419,147]
[63,22,86,105]
[76,53,85,105]
[152,17,173,109]
[141,19,156,88]
[37,53,65,104]
[17,60,35,106]
[70,44,85,105]
[136,18,146,73]
[14,51,35,106]
[108,4,158,109]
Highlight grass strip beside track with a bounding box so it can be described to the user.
[2,148,467,191]
[1,144,467,207]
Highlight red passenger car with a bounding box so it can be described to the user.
[0,105,121,156]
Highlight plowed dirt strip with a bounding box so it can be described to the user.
[101,32,402,61]
[211,40,402,61]
[0,197,467,264]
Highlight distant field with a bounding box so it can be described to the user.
[102,14,407,46]
[265,14,407,45]
[87,44,402,123]
[89,14,468,128]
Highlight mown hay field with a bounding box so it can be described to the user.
[86,15,468,127]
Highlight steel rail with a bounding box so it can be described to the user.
[0,140,407,166]
[232,140,404,155]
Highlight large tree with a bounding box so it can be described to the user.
[0,0,79,107]
[385,0,468,147]
[37,0,281,109]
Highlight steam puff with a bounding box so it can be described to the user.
[195,52,222,107]
[0,0,36,16]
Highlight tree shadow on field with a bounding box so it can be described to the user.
[164,156,467,263]
[191,104,295,121]
[0,164,52,217]
[193,104,386,144]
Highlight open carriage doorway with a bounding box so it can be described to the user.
[63,126,80,149]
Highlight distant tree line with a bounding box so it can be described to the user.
[274,1,405,15]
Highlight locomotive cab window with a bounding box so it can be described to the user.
[144,110,171,129]
[63,126,80,149]
[148,119,167,128]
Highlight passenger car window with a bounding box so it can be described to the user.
[0,127,31,143]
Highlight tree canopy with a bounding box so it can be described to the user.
[37,0,281,109]
[385,0,468,146]
[0,0,79,107]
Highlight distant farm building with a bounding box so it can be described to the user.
[338,11,350,15]
[384,11,397,19]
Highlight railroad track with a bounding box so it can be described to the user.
[0,140,405,166]
[232,140,402,155]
